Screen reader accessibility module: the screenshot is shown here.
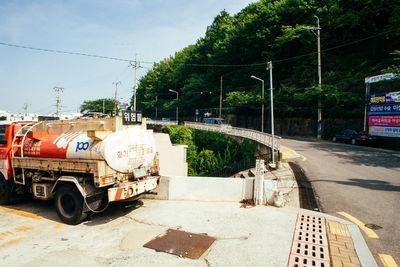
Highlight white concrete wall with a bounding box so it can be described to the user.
[147,176,254,202]
[153,133,188,176]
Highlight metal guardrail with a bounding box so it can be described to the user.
[184,122,280,152]
[146,120,280,152]
[146,120,177,126]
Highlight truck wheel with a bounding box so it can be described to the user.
[0,176,13,205]
[332,136,337,142]
[54,184,87,225]
[351,139,356,145]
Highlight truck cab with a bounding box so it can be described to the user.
[0,122,24,181]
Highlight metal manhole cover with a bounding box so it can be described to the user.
[143,229,216,259]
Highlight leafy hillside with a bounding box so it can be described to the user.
[136,0,400,128]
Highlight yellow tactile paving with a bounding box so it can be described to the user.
[327,220,351,237]
[326,219,361,267]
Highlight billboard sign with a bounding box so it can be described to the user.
[368,103,400,115]
[369,116,400,126]
[369,91,400,104]
[387,91,400,103]
[369,126,400,138]
[365,73,398,84]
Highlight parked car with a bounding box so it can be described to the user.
[202,117,227,125]
[80,112,108,119]
[332,129,376,145]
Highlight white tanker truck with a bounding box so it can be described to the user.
[0,114,160,224]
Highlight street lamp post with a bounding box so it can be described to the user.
[155,95,158,120]
[169,89,179,123]
[250,75,265,133]
[304,15,322,139]
[267,62,275,165]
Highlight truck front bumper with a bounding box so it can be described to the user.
[107,176,160,202]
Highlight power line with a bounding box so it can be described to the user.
[0,42,133,63]
[0,27,398,68]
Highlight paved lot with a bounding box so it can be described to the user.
[1,199,300,267]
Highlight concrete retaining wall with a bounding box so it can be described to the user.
[147,176,254,202]
[146,163,299,207]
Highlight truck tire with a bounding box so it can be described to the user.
[0,175,13,205]
[54,183,87,225]
[351,139,356,145]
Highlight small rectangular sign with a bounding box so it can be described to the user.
[122,111,142,125]
[368,103,400,115]
[369,116,400,126]
[365,73,398,84]
[369,126,400,138]
[369,91,400,104]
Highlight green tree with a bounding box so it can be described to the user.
[141,0,400,132]
[162,125,257,176]
[80,98,117,115]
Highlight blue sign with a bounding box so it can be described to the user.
[368,103,400,115]
[195,109,199,116]
[369,91,400,104]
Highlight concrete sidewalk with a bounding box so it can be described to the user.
[0,199,377,266]
[0,145,378,266]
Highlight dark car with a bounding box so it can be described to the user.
[80,112,108,119]
[332,129,376,145]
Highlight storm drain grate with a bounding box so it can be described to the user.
[288,214,330,267]
[290,241,330,261]
[296,215,326,235]
[288,254,329,267]
[143,229,216,259]
[293,231,328,246]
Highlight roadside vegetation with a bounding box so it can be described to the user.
[135,0,400,123]
[161,125,257,176]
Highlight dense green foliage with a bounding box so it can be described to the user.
[80,98,118,115]
[136,0,400,122]
[161,125,257,176]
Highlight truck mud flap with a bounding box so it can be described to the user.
[108,177,159,202]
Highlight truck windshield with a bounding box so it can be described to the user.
[0,126,7,145]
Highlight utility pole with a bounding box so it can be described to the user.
[304,15,322,139]
[53,86,64,116]
[219,76,223,118]
[267,61,275,164]
[316,16,322,139]
[113,81,121,116]
[103,99,105,114]
[23,103,30,116]
[129,55,141,111]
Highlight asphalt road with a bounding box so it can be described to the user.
[282,137,400,265]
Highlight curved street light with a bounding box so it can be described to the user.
[250,75,264,133]
[169,89,179,123]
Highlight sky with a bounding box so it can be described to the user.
[0,0,256,114]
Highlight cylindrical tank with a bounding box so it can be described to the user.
[22,127,156,173]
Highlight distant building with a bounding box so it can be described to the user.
[0,110,82,122]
